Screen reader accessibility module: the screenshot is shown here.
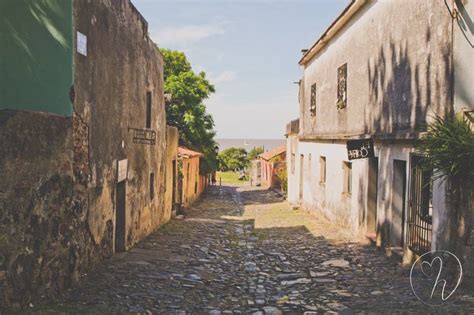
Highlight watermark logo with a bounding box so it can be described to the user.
[410,250,463,306]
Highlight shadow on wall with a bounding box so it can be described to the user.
[0,0,73,114]
[366,27,452,135]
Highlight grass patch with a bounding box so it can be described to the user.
[216,171,246,185]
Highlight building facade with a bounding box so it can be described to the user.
[257,144,287,191]
[287,0,473,263]
[178,147,208,209]
[0,0,169,309]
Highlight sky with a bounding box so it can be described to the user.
[131,0,349,139]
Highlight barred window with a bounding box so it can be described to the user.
[337,63,347,110]
[310,83,316,116]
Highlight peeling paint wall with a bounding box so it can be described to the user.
[300,1,453,138]
[292,0,461,251]
[73,0,166,249]
[0,0,167,310]
[180,156,207,208]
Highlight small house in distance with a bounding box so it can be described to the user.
[257,144,287,191]
[178,147,208,208]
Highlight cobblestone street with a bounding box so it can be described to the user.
[39,185,474,314]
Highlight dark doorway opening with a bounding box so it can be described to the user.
[367,157,378,239]
[392,159,407,248]
[115,181,126,252]
[299,154,304,200]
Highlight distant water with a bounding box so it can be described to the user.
[216,139,285,152]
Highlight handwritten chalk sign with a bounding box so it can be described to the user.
[347,139,374,160]
[117,159,128,182]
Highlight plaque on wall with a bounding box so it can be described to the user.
[128,128,156,145]
[346,138,374,160]
[117,159,128,182]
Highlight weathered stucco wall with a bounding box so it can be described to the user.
[286,134,299,204]
[300,0,453,139]
[0,0,74,115]
[181,156,201,208]
[165,126,179,220]
[73,0,166,248]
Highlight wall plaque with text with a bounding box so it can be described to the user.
[347,138,374,160]
[128,128,156,145]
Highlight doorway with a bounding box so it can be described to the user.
[115,181,126,252]
[299,154,304,200]
[367,157,378,239]
[391,160,407,247]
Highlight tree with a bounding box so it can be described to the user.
[218,147,248,171]
[247,146,264,161]
[159,48,218,174]
[416,113,474,266]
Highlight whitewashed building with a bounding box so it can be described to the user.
[287,0,473,262]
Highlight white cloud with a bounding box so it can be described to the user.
[153,24,225,47]
[209,71,237,84]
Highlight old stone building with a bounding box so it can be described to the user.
[0,0,171,309]
[287,0,473,263]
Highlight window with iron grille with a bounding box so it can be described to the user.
[310,83,316,116]
[337,63,347,110]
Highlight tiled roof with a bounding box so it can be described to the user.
[258,144,286,161]
[178,147,202,158]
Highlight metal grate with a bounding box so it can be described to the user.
[406,155,433,255]
[337,63,347,110]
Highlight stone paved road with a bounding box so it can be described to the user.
[37,185,474,314]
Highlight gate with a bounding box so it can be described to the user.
[406,155,433,255]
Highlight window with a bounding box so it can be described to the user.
[310,83,316,116]
[342,161,352,195]
[320,156,326,184]
[149,173,155,200]
[337,63,347,110]
[146,91,152,128]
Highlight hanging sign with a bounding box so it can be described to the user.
[347,138,374,160]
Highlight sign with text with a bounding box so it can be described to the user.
[347,138,374,160]
[117,159,128,182]
[129,128,156,145]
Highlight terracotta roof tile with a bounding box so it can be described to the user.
[258,144,286,161]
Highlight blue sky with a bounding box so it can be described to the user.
[132,0,349,139]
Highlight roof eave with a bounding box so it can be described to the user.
[299,0,368,66]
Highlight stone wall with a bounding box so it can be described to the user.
[0,0,167,310]
[73,0,166,248]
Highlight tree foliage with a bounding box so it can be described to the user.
[218,147,249,171]
[160,48,218,174]
[247,146,264,161]
[416,114,474,184]
[416,113,474,261]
